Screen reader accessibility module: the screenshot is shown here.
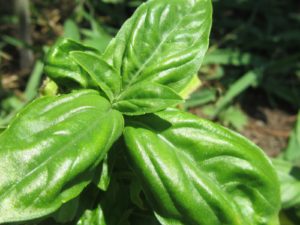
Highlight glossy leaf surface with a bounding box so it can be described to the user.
[70,51,121,101]
[0,90,123,223]
[113,82,182,115]
[124,110,280,225]
[103,0,212,92]
[44,39,100,89]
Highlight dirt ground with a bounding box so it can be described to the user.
[241,107,296,156]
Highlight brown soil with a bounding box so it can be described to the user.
[241,107,296,157]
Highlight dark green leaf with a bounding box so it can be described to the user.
[113,82,182,115]
[77,180,132,225]
[103,0,212,92]
[0,90,123,223]
[52,197,79,223]
[124,109,280,225]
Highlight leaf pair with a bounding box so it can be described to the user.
[45,0,213,116]
[45,38,182,115]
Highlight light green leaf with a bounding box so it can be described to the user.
[272,159,300,209]
[179,74,202,100]
[0,90,123,223]
[64,19,80,41]
[184,87,217,109]
[203,49,261,66]
[283,112,300,166]
[124,109,280,225]
[70,51,121,101]
[77,206,106,225]
[219,106,248,131]
[24,60,44,101]
[81,13,112,52]
[113,82,182,115]
[103,0,212,92]
[44,38,100,89]
[212,69,263,117]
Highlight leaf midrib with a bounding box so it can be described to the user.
[0,108,111,202]
[122,2,197,90]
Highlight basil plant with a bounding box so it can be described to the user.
[0,0,280,224]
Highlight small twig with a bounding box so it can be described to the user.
[15,0,34,70]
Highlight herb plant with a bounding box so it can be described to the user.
[0,0,280,224]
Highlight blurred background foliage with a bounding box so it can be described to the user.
[0,0,300,224]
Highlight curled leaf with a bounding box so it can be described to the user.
[124,109,280,225]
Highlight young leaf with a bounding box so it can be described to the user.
[124,110,280,225]
[103,0,212,92]
[113,82,182,115]
[44,38,100,89]
[70,51,121,101]
[76,206,106,225]
[0,90,123,223]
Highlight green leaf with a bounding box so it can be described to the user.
[81,14,112,53]
[124,109,280,225]
[77,206,106,225]
[219,106,248,131]
[272,159,300,209]
[44,38,100,90]
[212,69,263,117]
[24,60,44,101]
[113,82,182,115]
[0,90,123,223]
[64,19,81,41]
[179,74,202,100]
[130,179,145,210]
[52,197,79,223]
[102,0,212,92]
[94,155,112,191]
[184,87,217,109]
[77,180,132,225]
[203,49,261,66]
[70,51,121,101]
[283,112,300,166]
